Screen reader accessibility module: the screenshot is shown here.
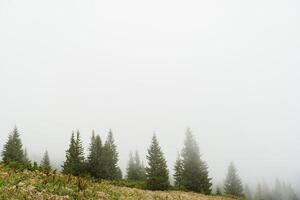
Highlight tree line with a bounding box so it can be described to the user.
[1,126,299,199]
[0,126,212,194]
[1,126,51,171]
[243,179,299,200]
[214,163,299,200]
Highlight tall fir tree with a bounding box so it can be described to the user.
[101,129,119,180]
[62,131,85,176]
[40,150,51,171]
[2,126,24,164]
[126,151,146,181]
[181,128,212,194]
[224,162,244,197]
[126,152,135,179]
[145,134,169,191]
[87,131,103,178]
[62,132,76,174]
[134,151,146,180]
[173,153,184,189]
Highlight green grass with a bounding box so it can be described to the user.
[0,164,241,200]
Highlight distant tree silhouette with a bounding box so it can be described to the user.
[224,162,243,197]
[126,151,146,181]
[254,183,263,200]
[271,179,299,200]
[181,128,212,194]
[134,151,146,180]
[33,161,39,170]
[216,186,222,195]
[244,184,253,200]
[40,150,51,172]
[22,148,31,167]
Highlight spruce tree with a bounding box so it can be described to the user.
[62,131,85,176]
[244,184,253,200]
[140,162,146,180]
[216,186,222,195]
[23,148,31,167]
[126,152,136,179]
[261,181,272,200]
[2,127,24,164]
[101,129,119,180]
[145,134,169,190]
[62,132,75,174]
[40,150,51,171]
[173,153,184,189]
[254,183,263,200]
[270,180,299,200]
[224,162,244,197]
[75,130,85,171]
[126,151,146,181]
[181,128,212,194]
[134,151,146,180]
[87,131,103,178]
[116,167,123,180]
[62,132,76,175]
[33,161,39,170]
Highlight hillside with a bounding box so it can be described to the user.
[0,165,239,200]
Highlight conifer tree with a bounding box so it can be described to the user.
[126,152,135,179]
[271,180,299,200]
[216,186,222,195]
[261,181,272,200]
[134,151,146,180]
[181,128,212,194]
[116,167,123,180]
[23,148,31,167]
[126,151,146,181]
[62,132,76,175]
[145,134,169,190]
[173,153,184,189]
[87,131,103,178]
[33,161,39,170]
[224,162,244,197]
[254,183,263,200]
[2,127,24,164]
[101,129,119,180]
[244,184,253,200]
[140,162,146,180]
[40,150,51,171]
[62,131,85,176]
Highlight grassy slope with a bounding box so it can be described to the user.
[0,165,239,200]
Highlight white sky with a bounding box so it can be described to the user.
[0,0,299,190]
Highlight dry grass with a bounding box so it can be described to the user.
[0,164,239,200]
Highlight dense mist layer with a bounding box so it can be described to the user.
[0,0,299,197]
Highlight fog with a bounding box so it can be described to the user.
[0,0,299,194]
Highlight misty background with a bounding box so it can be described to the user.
[0,0,299,194]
